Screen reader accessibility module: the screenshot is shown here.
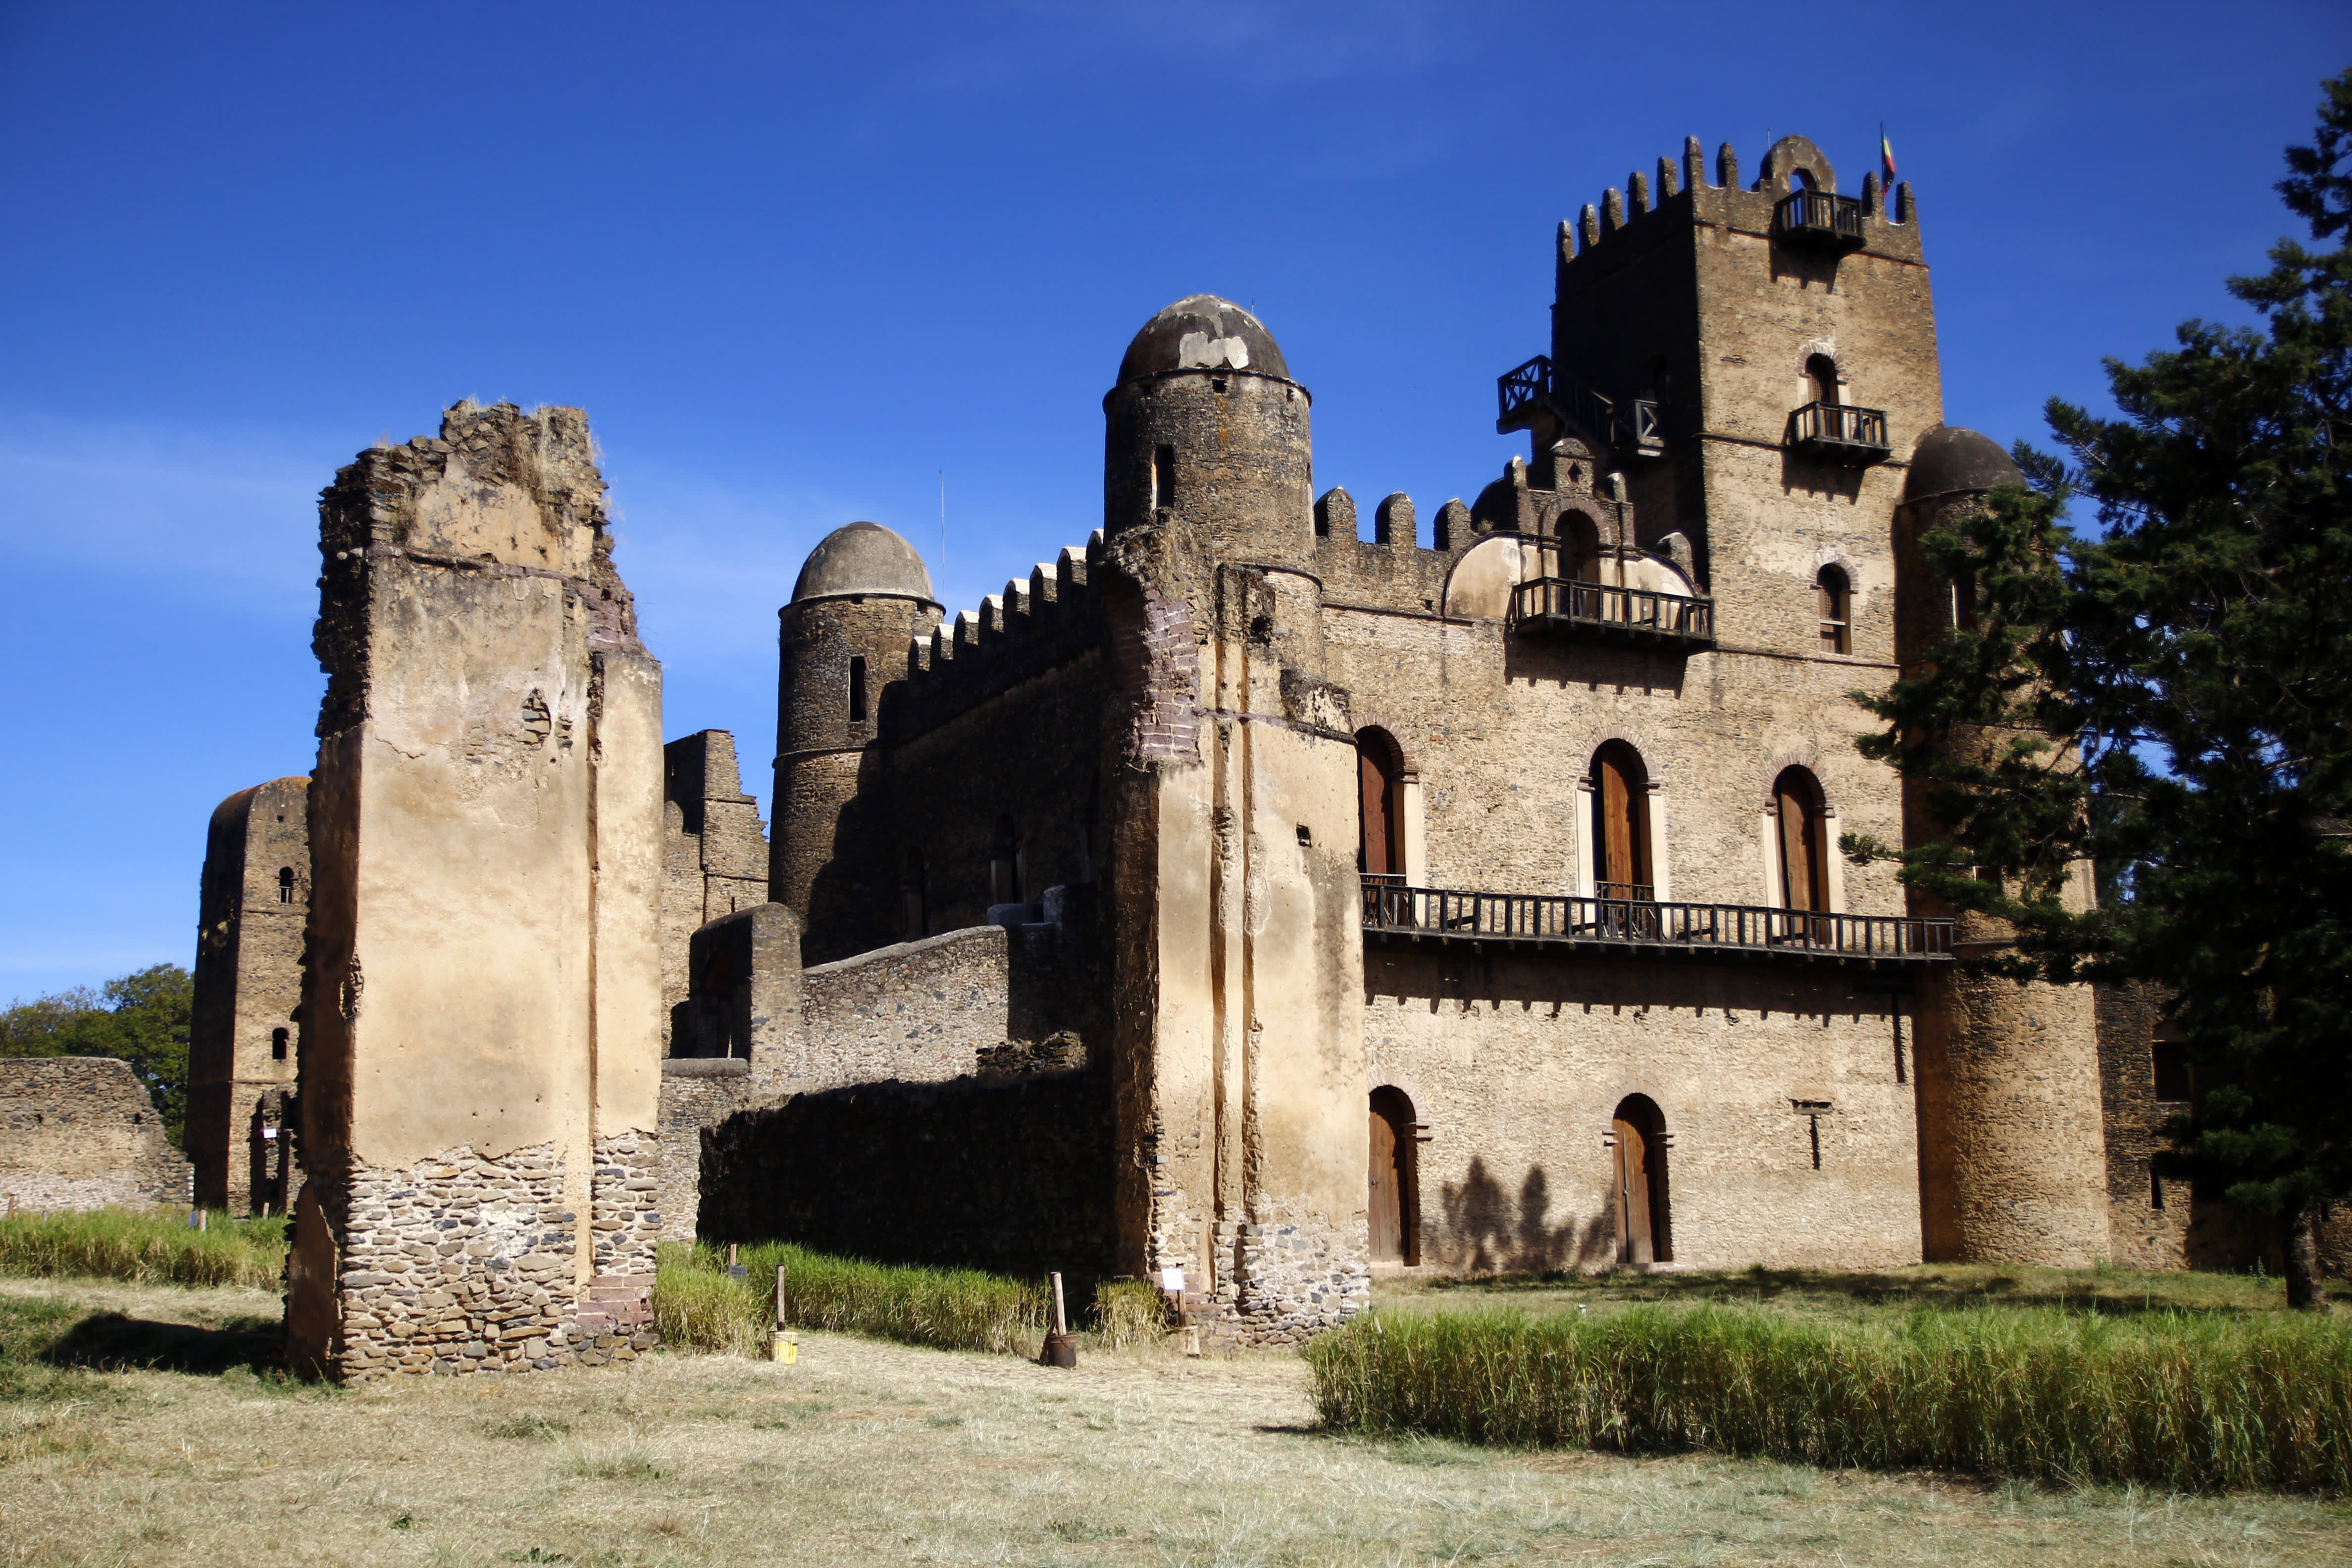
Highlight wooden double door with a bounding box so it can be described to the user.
[1611,1096,1672,1267]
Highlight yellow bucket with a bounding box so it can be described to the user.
[770,1330,798,1365]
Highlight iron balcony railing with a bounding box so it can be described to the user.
[1495,354,1665,456]
[1510,578,1716,649]
[1361,881,1954,969]
[1775,189,1868,250]
[1788,401,1892,465]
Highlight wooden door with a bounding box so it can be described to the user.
[1613,1117,1654,1266]
[1359,748,1395,877]
[1777,781,1819,912]
[1595,749,1646,899]
[1368,1105,1402,1261]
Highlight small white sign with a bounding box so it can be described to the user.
[1159,1266,1186,1292]
[261,1128,278,1141]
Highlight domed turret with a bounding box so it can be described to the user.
[1117,296,1291,385]
[791,521,937,606]
[1103,295,1314,563]
[1903,426,2023,503]
[772,523,942,957]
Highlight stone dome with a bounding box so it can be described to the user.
[1904,426,2023,501]
[1118,295,1290,385]
[790,521,936,605]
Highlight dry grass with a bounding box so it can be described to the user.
[1,1275,2349,1565]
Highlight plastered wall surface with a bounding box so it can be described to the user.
[0,1058,192,1213]
[289,402,665,1382]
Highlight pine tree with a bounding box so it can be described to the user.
[1847,71,2352,1307]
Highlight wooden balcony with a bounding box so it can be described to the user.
[1787,401,1892,465]
[1361,881,1954,971]
[1510,578,1715,651]
[1494,354,1665,455]
[1775,189,1867,251]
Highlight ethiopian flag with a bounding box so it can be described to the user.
[1881,127,1897,186]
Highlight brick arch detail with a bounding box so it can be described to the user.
[1349,715,1421,778]
[1793,339,1843,383]
[1569,727,1673,786]
[1757,748,1834,812]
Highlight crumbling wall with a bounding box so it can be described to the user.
[0,1058,192,1213]
[287,401,665,1383]
[661,731,768,1049]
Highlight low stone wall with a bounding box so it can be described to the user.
[697,1061,1117,1286]
[0,1057,192,1213]
[653,1062,752,1243]
[290,1143,657,1383]
[790,925,1014,1093]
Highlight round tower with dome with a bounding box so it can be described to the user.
[771,520,941,957]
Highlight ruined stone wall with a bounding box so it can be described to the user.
[0,1058,192,1213]
[660,731,768,1049]
[287,401,665,1383]
[1366,954,1920,1272]
[187,776,308,1214]
[652,1062,750,1245]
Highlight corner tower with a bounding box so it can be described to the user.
[771,521,942,959]
[1896,428,2113,1266]
[1103,296,1315,567]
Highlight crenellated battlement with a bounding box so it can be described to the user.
[1561,133,1919,275]
[890,531,1110,738]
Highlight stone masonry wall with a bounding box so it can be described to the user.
[0,1058,192,1214]
[307,1143,655,1382]
[652,1062,751,1243]
[788,925,1016,1093]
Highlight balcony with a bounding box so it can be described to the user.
[1775,189,1867,251]
[1510,578,1716,651]
[1787,401,1892,465]
[1361,882,1954,971]
[1495,354,1665,456]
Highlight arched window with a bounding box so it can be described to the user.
[1611,1094,1673,1266]
[1356,729,1403,882]
[1803,353,1840,406]
[989,815,1022,907]
[1558,509,1603,584]
[902,849,927,939]
[1368,1086,1420,1265]
[1591,742,1651,901]
[278,866,296,904]
[1772,767,1829,917]
[848,656,868,723]
[1816,565,1850,654]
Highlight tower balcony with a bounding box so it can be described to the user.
[1494,354,1666,456]
[1361,881,1954,972]
[1510,578,1715,651]
[1774,189,1868,251]
[1787,401,1891,465]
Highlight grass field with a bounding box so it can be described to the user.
[3,1273,2350,1566]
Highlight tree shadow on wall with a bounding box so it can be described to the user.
[1438,1157,1616,1274]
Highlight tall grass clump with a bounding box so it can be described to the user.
[0,1208,287,1290]
[655,1242,1046,1356]
[1308,1305,2352,1493]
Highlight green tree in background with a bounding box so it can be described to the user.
[0,964,194,1147]
[1846,71,2352,1307]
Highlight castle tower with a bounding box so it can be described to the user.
[771,521,941,961]
[187,775,309,1214]
[1103,296,1316,568]
[1534,134,1932,665]
[1896,427,2113,1265]
[1098,296,1371,1336]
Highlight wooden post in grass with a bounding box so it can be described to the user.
[771,1262,796,1365]
[1042,1271,1076,1368]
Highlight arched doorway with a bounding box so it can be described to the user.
[1610,1094,1672,1267]
[1590,742,1652,902]
[990,815,1022,906]
[1803,353,1840,406]
[1369,1086,1420,1264]
[1771,767,1829,943]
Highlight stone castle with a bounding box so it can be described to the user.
[133,132,2266,1378]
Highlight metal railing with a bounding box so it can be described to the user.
[1788,401,1891,462]
[1511,578,1715,645]
[1361,881,1954,967]
[1775,189,1867,248]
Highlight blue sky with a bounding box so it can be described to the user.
[2,1,2345,1000]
